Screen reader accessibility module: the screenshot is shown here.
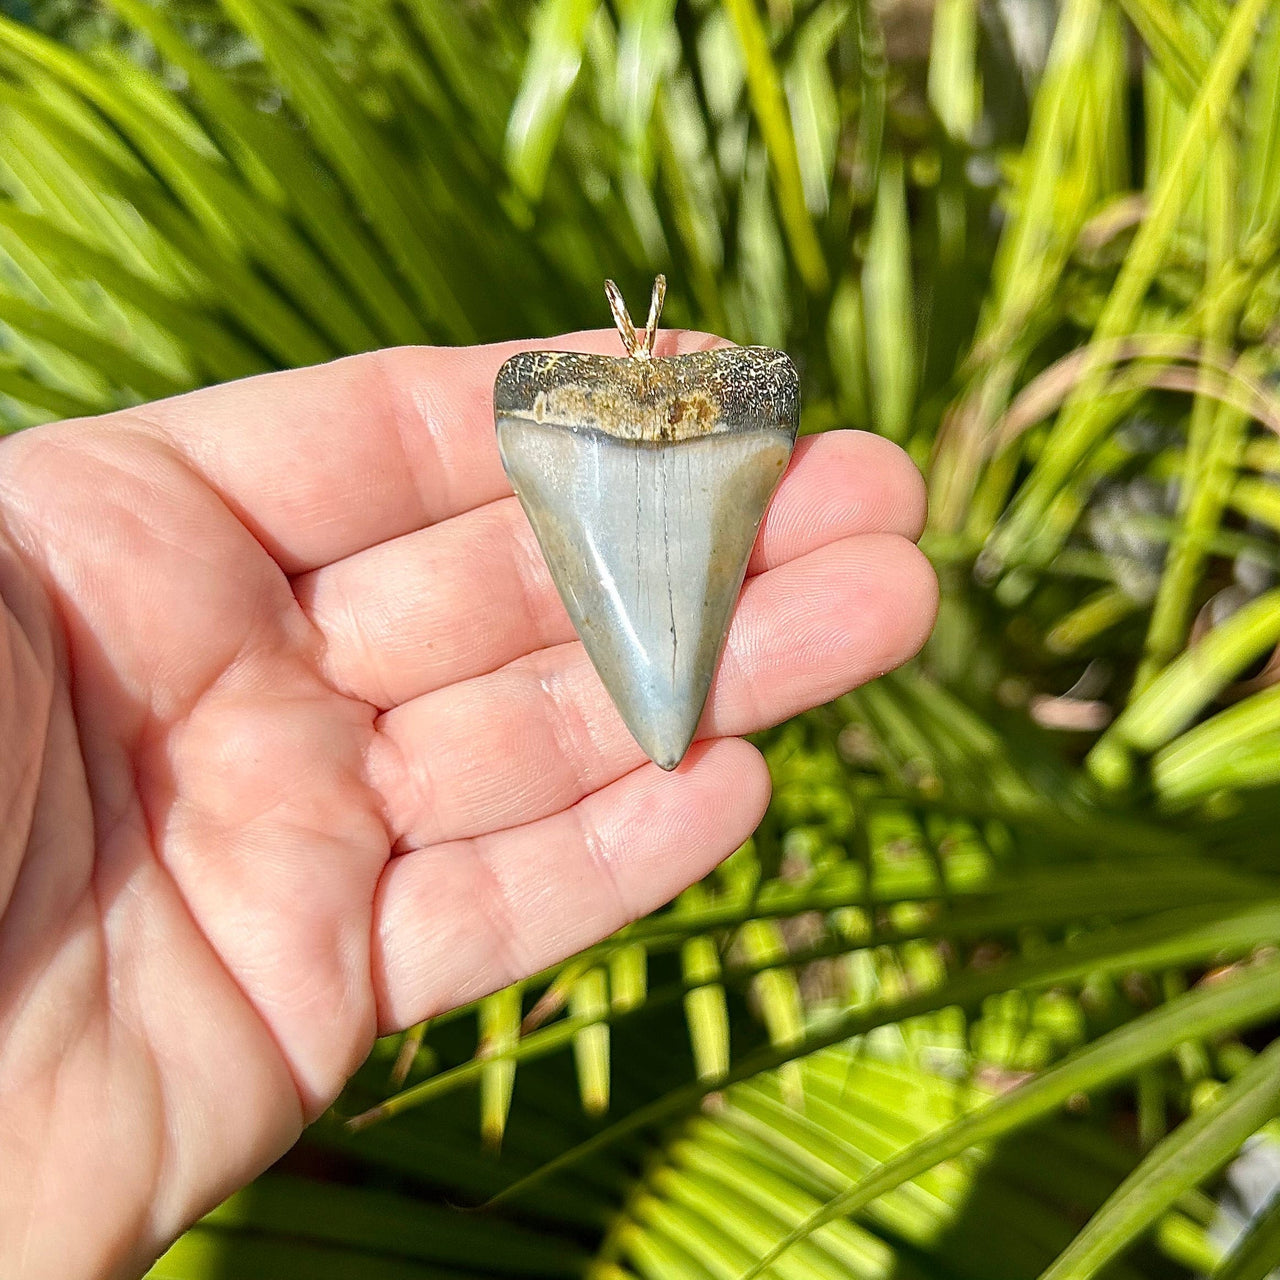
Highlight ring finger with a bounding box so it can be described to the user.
[368,532,937,848]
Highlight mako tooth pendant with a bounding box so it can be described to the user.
[494,277,801,770]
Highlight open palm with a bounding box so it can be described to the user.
[0,332,935,1279]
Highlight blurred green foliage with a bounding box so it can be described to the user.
[6,0,1280,1276]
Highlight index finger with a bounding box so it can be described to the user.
[118,329,727,575]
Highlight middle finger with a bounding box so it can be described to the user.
[295,429,926,708]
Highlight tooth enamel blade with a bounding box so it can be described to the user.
[494,347,800,770]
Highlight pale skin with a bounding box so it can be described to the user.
[0,330,937,1279]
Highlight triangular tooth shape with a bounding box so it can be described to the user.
[495,347,800,770]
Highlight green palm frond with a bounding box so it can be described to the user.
[8,1,1280,1277]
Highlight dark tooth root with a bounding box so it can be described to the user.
[493,347,800,444]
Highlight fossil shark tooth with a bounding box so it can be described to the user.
[494,276,800,770]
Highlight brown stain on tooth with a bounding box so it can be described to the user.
[665,390,719,438]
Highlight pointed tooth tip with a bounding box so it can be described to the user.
[639,728,697,772]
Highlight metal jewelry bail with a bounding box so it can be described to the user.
[604,275,666,359]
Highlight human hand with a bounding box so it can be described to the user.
[0,332,935,1278]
